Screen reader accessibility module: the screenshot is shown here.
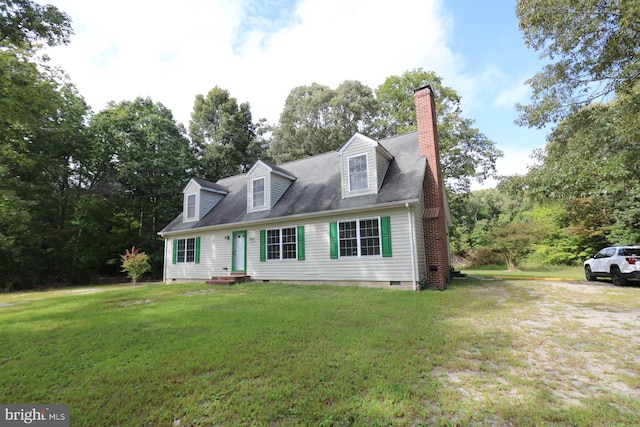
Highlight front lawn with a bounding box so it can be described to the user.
[1,280,639,425]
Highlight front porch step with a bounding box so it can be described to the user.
[206,274,251,286]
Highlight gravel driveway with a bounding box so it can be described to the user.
[436,278,640,421]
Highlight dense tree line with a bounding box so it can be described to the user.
[1,1,500,289]
[5,0,635,285]
[455,0,640,270]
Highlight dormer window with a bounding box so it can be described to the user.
[182,178,228,223]
[252,177,265,208]
[246,160,296,214]
[186,194,196,220]
[348,154,369,191]
[338,133,393,199]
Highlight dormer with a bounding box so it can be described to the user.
[338,133,394,199]
[246,160,296,213]
[183,178,228,223]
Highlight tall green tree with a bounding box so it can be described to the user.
[0,48,93,286]
[37,83,90,231]
[31,82,94,282]
[452,182,581,268]
[270,71,501,193]
[331,80,379,138]
[374,69,459,136]
[524,86,640,249]
[189,87,261,180]
[450,188,524,254]
[0,0,72,48]
[516,0,640,257]
[521,202,582,265]
[0,0,83,287]
[90,98,196,274]
[0,49,57,184]
[269,81,378,163]
[516,0,640,127]
[375,69,502,193]
[487,221,541,270]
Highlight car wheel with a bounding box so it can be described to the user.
[611,267,627,286]
[585,265,596,281]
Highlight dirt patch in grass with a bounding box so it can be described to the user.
[182,289,220,297]
[436,279,640,419]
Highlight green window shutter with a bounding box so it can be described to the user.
[297,226,305,260]
[381,216,392,257]
[329,222,338,259]
[172,239,177,264]
[260,230,266,262]
[195,237,201,264]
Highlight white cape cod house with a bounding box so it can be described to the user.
[159,86,452,290]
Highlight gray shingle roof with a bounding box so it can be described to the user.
[191,178,228,194]
[248,160,296,181]
[161,132,425,234]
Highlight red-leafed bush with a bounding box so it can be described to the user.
[120,246,151,285]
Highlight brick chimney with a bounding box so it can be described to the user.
[414,85,450,289]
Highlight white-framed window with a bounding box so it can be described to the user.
[348,153,369,192]
[339,218,380,257]
[266,227,297,260]
[186,194,196,219]
[176,237,196,263]
[252,177,265,208]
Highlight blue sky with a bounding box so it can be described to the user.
[45,0,549,188]
[444,0,550,185]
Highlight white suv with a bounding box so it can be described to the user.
[584,245,640,286]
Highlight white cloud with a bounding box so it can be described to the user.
[450,66,532,119]
[43,0,549,185]
[496,145,539,176]
[470,143,540,190]
[46,0,458,127]
[494,78,531,108]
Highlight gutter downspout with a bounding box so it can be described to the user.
[406,203,418,291]
[162,238,167,284]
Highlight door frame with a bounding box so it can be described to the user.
[231,230,247,273]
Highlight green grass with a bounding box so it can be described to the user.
[1,280,639,425]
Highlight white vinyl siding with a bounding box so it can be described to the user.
[200,192,224,218]
[183,179,201,222]
[340,137,375,198]
[165,233,229,281]
[249,208,412,283]
[246,162,294,213]
[339,134,392,199]
[247,163,269,213]
[183,179,226,222]
[164,206,418,286]
[376,151,391,191]
[271,174,292,208]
